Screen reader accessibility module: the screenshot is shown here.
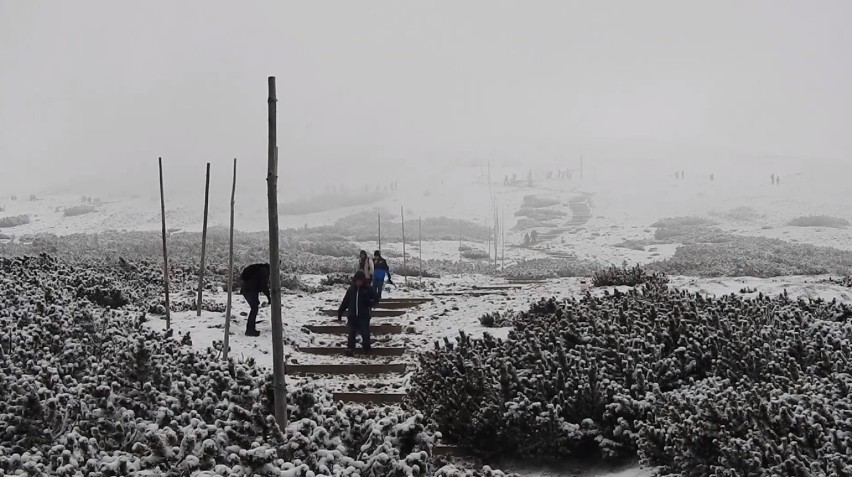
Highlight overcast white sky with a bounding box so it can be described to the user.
[1,1,850,197]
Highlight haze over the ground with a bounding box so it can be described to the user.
[1,0,851,202]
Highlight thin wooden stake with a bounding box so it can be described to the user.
[458,218,462,261]
[267,76,287,430]
[501,207,505,270]
[223,158,237,361]
[419,216,422,284]
[196,162,211,316]
[401,206,407,284]
[158,157,171,329]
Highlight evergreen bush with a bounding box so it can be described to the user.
[410,285,852,475]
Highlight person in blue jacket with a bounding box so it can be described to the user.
[337,271,378,356]
[372,250,393,300]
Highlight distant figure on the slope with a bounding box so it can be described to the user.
[527,170,533,186]
[372,250,393,300]
[504,175,510,186]
[523,232,531,246]
[675,171,680,180]
[681,170,685,180]
[357,250,374,281]
[240,263,270,337]
[530,230,539,244]
[337,271,379,356]
[710,174,715,182]
[771,173,776,185]
[776,175,781,186]
[512,173,517,183]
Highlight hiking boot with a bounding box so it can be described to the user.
[245,329,261,337]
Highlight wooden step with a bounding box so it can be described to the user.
[471,285,524,290]
[380,297,433,303]
[299,347,406,356]
[287,363,406,376]
[434,291,508,297]
[305,324,404,335]
[333,392,406,404]
[372,301,426,310]
[320,309,407,317]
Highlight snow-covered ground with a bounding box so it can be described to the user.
[3,156,851,270]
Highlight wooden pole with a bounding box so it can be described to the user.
[501,207,505,270]
[458,218,462,261]
[580,154,584,179]
[401,205,407,284]
[266,76,287,430]
[378,211,382,251]
[158,157,171,329]
[196,162,211,316]
[223,158,237,361]
[419,216,422,285]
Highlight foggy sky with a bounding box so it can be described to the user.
[1,1,850,198]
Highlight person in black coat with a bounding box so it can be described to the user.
[240,263,270,337]
[337,271,378,356]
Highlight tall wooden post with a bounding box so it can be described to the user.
[501,207,505,270]
[401,205,407,284]
[419,216,423,284]
[267,76,287,430]
[158,157,171,329]
[223,158,237,361]
[196,162,211,316]
[458,219,462,261]
[378,212,382,251]
[580,155,584,179]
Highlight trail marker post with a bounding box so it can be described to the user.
[158,157,171,329]
[196,162,211,316]
[267,77,287,430]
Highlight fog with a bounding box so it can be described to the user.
[1,1,851,203]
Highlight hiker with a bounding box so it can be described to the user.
[523,232,531,246]
[373,250,394,300]
[771,173,776,185]
[337,271,378,356]
[530,229,539,244]
[240,263,270,337]
[504,175,509,186]
[357,250,374,281]
[776,175,781,186]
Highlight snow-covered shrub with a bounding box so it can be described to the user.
[825,276,852,288]
[592,264,668,288]
[651,236,852,277]
[651,216,716,228]
[63,205,97,217]
[479,311,516,328]
[410,285,852,475]
[461,249,490,260]
[320,272,352,287]
[788,215,850,228]
[0,254,462,476]
[0,214,30,228]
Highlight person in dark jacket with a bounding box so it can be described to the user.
[240,263,270,337]
[337,271,378,356]
[372,250,393,300]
